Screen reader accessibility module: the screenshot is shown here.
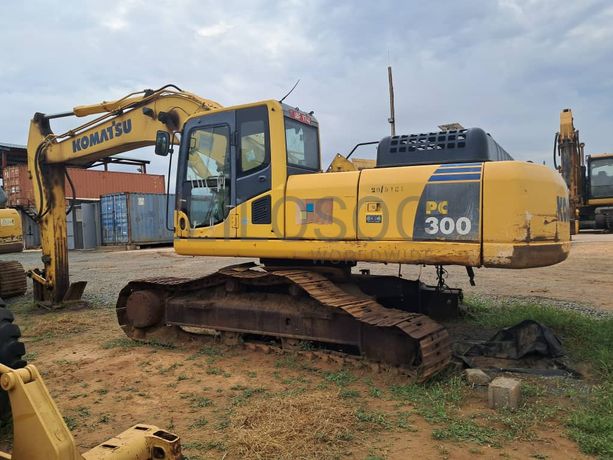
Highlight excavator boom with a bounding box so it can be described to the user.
[27,85,222,303]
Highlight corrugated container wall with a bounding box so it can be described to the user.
[2,165,165,207]
[100,192,175,245]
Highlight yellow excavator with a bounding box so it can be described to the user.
[22,85,570,380]
[0,84,570,459]
[556,109,613,233]
[0,187,27,301]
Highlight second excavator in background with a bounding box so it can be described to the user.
[555,108,613,233]
[24,85,570,381]
[0,187,27,300]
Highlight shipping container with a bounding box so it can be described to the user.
[20,211,40,249]
[100,192,174,246]
[19,200,102,250]
[2,165,165,208]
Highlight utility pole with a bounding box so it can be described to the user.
[387,66,396,136]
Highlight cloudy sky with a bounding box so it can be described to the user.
[1,0,612,177]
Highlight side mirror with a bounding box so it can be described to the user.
[155,131,170,156]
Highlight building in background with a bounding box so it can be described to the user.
[0,142,167,249]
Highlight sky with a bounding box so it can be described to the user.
[1,0,612,179]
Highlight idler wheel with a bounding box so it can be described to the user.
[125,290,164,328]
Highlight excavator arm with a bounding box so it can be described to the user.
[26,85,222,304]
[556,108,585,234]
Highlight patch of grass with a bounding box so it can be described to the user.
[189,396,213,409]
[485,404,560,441]
[231,386,267,406]
[183,440,226,452]
[395,411,417,431]
[325,370,356,386]
[466,298,613,458]
[567,382,613,458]
[63,415,78,430]
[368,386,383,398]
[355,409,391,429]
[432,419,499,446]
[365,455,385,460]
[390,375,465,424]
[187,344,224,361]
[215,417,230,430]
[274,355,313,370]
[101,337,175,350]
[189,417,208,429]
[339,388,360,399]
[206,366,230,377]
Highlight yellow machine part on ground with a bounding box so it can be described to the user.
[0,208,23,254]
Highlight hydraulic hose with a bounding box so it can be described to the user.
[553,132,559,170]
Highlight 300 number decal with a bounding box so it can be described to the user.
[424,216,472,235]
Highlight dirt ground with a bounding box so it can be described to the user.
[1,233,611,459]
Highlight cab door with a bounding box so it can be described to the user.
[176,111,237,239]
[234,105,274,238]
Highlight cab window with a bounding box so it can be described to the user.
[590,157,613,198]
[238,106,269,175]
[185,125,231,228]
[285,117,320,170]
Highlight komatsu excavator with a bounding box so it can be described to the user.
[23,85,570,384]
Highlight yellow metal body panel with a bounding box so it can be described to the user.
[327,154,376,172]
[174,238,483,266]
[482,161,570,267]
[586,197,613,206]
[0,208,23,251]
[589,153,613,160]
[176,160,569,268]
[357,165,434,240]
[559,109,575,141]
[1,364,81,459]
[285,171,359,240]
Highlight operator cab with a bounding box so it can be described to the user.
[588,154,613,199]
[167,101,320,231]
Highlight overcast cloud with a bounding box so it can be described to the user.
[1,0,612,177]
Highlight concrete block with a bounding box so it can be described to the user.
[488,377,521,409]
[464,368,491,385]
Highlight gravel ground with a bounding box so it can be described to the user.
[2,232,611,314]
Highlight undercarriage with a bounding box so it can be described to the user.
[117,263,461,381]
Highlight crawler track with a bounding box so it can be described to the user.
[0,261,27,299]
[117,264,452,381]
